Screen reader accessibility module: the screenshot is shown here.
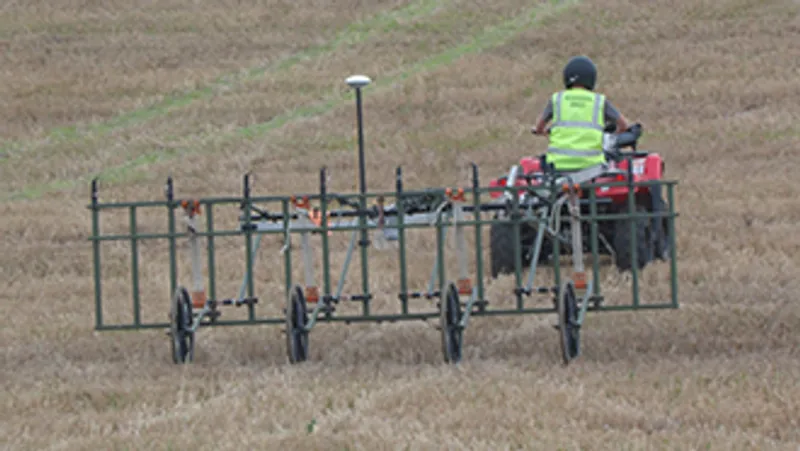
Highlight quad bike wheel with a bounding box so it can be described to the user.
[653,198,672,262]
[169,287,195,364]
[440,282,464,364]
[285,285,310,364]
[556,281,580,365]
[489,218,551,278]
[612,203,653,272]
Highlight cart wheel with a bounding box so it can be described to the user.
[285,285,309,364]
[557,281,581,364]
[169,287,195,364]
[440,282,464,364]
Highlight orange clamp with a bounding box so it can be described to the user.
[376,196,386,227]
[191,290,207,309]
[290,195,311,210]
[305,286,319,303]
[446,187,466,202]
[561,183,582,195]
[180,199,202,216]
[573,272,587,290]
[308,208,332,236]
[457,278,472,295]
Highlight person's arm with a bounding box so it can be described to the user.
[532,99,553,135]
[615,113,629,133]
[604,99,628,133]
[533,115,549,135]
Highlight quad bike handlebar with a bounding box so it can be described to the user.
[604,122,649,161]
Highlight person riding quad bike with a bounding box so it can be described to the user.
[531,55,630,169]
[485,55,671,277]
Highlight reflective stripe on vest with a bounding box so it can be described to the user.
[546,148,604,157]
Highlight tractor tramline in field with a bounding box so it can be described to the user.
[87,75,680,365]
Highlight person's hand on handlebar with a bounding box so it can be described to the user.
[531,126,549,136]
[531,112,550,136]
[612,114,629,134]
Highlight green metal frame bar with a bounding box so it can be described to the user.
[243,174,256,320]
[627,169,640,308]
[91,180,103,330]
[129,206,141,327]
[319,168,332,315]
[206,203,216,304]
[87,179,674,211]
[589,187,600,299]
[470,164,485,307]
[396,167,409,314]
[93,301,679,332]
[667,183,679,308]
[166,178,178,302]
[282,198,293,299]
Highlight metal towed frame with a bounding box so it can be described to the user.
[87,72,679,366]
[88,160,679,366]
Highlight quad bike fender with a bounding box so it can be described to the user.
[614,153,664,179]
[596,153,665,201]
[519,156,541,174]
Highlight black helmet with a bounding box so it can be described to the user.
[563,56,597,90]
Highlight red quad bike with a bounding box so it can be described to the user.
[487,122,671,278]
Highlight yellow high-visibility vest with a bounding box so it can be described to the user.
[547,89,606,171]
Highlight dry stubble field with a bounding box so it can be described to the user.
[2,0,800,449]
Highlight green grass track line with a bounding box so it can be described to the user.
[0,0,445,158]
[6,0,577,202]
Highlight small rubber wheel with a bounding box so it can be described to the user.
[170,287,195,364]
[440,282,464,364]
[557,281,581,365]
[285,285,309,364]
